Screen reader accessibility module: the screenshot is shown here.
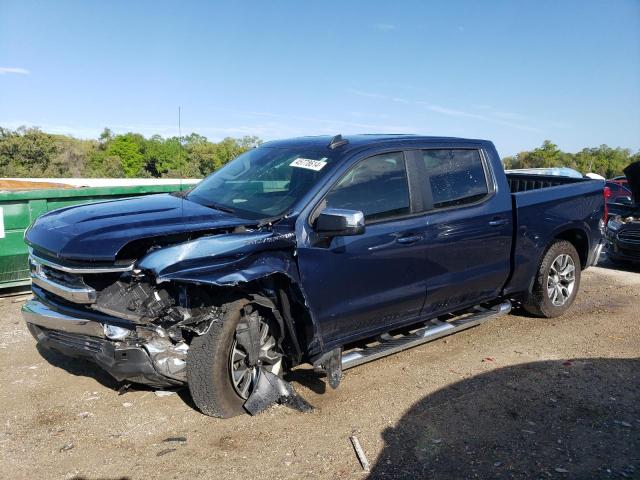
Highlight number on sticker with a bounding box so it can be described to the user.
[290,158,327,171]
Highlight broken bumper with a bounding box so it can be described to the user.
[22,299,181,388]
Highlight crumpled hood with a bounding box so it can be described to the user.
[138,230,297,282]
[25,193,252,261]
[624,161,640,205]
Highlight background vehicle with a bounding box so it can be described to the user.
[605,180,633,204]
[22,135,605,417]
[609,175,629,187]
[606,162,640,264]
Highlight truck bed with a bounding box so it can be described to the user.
[506,173,587,193]
[504,174,605,296]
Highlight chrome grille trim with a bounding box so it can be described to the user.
[31,271,97,304]
[618,229,640,244]
[28,247,135,274]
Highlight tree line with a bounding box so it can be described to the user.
[0,126,638,179]
[502,140,639,179]
[0,126,261,178]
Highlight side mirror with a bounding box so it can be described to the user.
[314,208,365,236]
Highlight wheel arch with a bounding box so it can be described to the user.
[174,273,319,368]
[553,227,589,269]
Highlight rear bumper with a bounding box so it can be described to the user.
[23,299,181,388]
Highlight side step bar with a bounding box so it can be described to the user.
[341,300,512,370]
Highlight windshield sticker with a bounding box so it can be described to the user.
[290,157,327,171]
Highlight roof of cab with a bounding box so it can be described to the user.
[261,134,488,151]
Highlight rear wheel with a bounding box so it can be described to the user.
[187,300,283,418]
[523,240,581,318]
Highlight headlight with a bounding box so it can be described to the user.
[104,324,132,340]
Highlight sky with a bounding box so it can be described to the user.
[0,0,639,156]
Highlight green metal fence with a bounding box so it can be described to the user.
[0,184,192,290]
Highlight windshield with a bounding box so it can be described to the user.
[187,147,340,220]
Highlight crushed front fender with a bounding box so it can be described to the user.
[138,230,324,355]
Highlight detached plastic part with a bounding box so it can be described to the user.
[243,369,313,415]
[313,347,343,389]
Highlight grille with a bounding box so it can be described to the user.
[44,328,105,354]
[618,229,640,244]
[38,263,86,288]
[28,248,131,305]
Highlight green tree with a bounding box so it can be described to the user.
[528,140,563,168]
[106,134,145,177]
[0,126,267,178]
[0,127,60,177]
[144,136,183,176]
[99,127,114,147]
[502,140,637,178]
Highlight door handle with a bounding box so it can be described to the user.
[396,234,424,244]
[488,218,509,227]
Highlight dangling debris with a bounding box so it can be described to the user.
[313,347,343,389]
[244,369,313,415]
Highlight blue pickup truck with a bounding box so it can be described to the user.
[22,135,605,417]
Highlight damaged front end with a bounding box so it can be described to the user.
[24,227,319,413]
[24,261,217,387]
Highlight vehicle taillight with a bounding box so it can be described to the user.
[603,186,611,224]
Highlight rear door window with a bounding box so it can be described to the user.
[421,149,489,209]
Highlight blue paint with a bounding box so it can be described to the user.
[25,135,604,352]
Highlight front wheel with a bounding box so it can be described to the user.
[522,240,581,318]
[187,300,283,418]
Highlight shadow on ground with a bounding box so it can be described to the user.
[37,344,124,390]
[369,358,639,479]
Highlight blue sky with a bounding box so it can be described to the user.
[1,0,638,156]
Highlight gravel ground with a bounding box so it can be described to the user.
[1,262,638,480]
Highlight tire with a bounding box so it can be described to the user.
[187,299,284,418]
[522,240,581,318]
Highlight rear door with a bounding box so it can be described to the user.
[295,150,429,347]
[415,147,513,317]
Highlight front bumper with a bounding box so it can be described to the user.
[605,231,640,263]
[23,299,181,388]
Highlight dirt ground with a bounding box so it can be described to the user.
[1,262,638,480]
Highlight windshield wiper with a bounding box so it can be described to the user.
[202,201,236,214]
[170,189,189,198]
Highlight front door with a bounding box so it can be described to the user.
[296,151,428,348]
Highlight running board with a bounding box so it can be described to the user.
[341,300,512,370]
